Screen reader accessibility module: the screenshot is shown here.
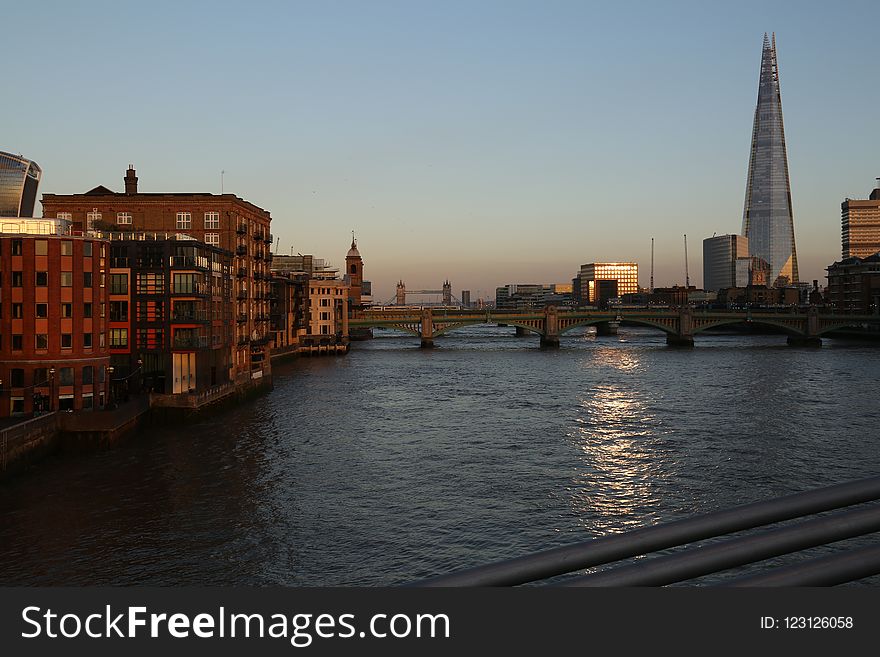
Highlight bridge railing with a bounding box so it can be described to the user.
[407,475,880,587]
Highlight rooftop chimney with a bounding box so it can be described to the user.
[124,165,138,195]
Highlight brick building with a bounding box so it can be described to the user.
[101,234,234,394]
[0,219,110,417]
[41,166,272,382]
[826,254,880,314]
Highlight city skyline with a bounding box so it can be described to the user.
[4,1,880,300]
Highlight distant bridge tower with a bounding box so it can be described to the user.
[396,280,406,305]
[345,232,364,307]
[442,279,452,306]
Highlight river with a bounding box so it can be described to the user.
[1,326,878,585]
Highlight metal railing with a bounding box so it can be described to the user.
[409,476,880,587]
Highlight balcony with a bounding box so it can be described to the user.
[172,309,210,322]
[236,245,247,256]
[253,271,263,280]
[237,313,248,323]
[254,251,264,261]
[110,257,130,268]
[237,290,249,300]
[170,255,209,270]
[236,223,248,234]
[253,230,265,241]
[237,336,249,346]
[236,267,246,278]
[173,335,209,349]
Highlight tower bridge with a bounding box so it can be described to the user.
[349,306,880,349]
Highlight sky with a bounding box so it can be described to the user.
[4,0,879,302]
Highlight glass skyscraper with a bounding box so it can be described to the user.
[741,33,799,286]
[0,150,42,217]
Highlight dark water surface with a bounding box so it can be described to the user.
[2,327,879,585]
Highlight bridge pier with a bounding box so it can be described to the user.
[666,333,694,348]
[541,306,560,349]
[787,336,822,348]
[596,321,619,336]
[420,308,434,349]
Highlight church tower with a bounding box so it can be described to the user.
[345,233,364,307]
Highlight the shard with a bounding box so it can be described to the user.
[741,33,799,286]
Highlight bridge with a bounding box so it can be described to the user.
[349,306,880,348]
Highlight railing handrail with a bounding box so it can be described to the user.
[408,475,880,587]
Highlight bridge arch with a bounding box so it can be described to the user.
[558,317,676,336]
[816,320,874,336]
[691,318,804,336]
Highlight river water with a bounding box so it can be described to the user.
[1,326,879,585]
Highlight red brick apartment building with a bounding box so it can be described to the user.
[41,167,273,383]
[0,219,110,417]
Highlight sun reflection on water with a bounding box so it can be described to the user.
[567,383,671,535]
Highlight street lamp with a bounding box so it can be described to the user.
[48,367,55,412]
[107,366,115,410]
[136,359,144,394]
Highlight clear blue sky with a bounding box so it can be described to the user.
[5,0,878,301]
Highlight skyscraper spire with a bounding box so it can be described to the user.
[742,33,799,286]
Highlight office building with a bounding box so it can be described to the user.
[741,34,799,286]
[0,151,42,217]
[576,263,639,306]
[841,180,880,259]
[703,234,749,291]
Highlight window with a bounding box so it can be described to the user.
[83,242,92,257]
[83,333,93,349]
[61,334,72,349]
[10,369,24,387]
[109,300,128,321]
[33,368,48,386]
[12,303,23,319]
[117,212,132,225]
[173,273,198,294]
[137,272,165,294]
[12,240,22,255]
[35,271,48,286]
[36,334,48,350]
[61,240,73,255]
[59,367,74,386]
[110,328,128,347]
[61,303,73,318]
[12,271,22,287]
[36,303,48,318]
[83,303,93,318]
[86,211,101,230]
[176,212,192,230]
[84,272,93,287]
[204,212,220,229]
[35,240,48,256]
[60,272,73,287]
[11,398,24,415]
[205,233,220,246]
[109,273,129,295]
[57,212,72,221]
[351,264,357,273]
[12,335,22,351]
[83,366,94,384]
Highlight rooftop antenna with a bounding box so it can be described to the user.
[683,234,690,288]
[221,170,225,194]
[650,237,654,293]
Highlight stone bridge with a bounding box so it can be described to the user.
[349,307,880,348]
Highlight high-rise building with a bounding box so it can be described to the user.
[703,234,749,291]
[741,33,799,287]
[576,262,639,306]
[0,151,42,217]
[841,180,880,259]
[460,290,471,308]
